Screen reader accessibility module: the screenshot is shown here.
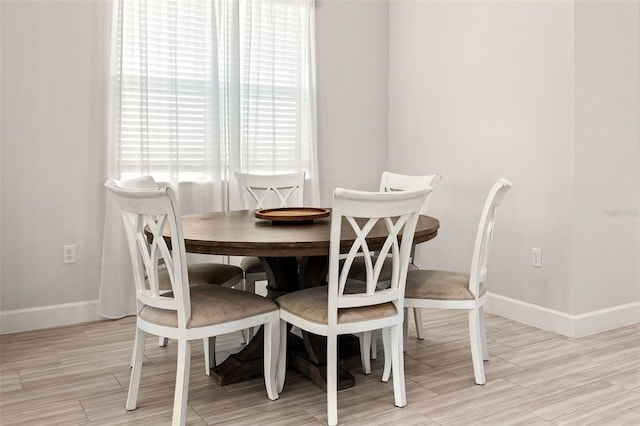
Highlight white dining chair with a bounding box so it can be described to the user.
[347,172,441,371]
[115,177,244,374]
[345,173,442,287]
[276,187,431,426]
[234,172,305,338]
[379,172,442,337]
[400,178,512,385]
[105,178,280,426]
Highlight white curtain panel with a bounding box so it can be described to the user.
[98,0,318,318]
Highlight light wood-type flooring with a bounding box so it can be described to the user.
[1,309,639,425]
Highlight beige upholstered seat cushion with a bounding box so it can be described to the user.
[152,263,243,291]
[277,285,398,325]
[344,256,418,283]
[240,256,264,274]
[139,285,278,329]
[405,270,486,301]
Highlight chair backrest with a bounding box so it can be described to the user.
[469,178,512,297]
[235,172,305,209]
[379,171,442,214]
[105,177,192,329]
[328,187,432,325]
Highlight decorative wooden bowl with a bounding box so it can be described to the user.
[255,207,330,224]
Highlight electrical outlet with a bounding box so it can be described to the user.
[532,248,542,268]
[63,244,76,264]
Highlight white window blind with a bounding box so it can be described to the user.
[239,0,313,174]
[115,0,216,182]
[113,0,317,183]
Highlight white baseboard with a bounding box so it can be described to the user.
[2,294,638,338]
[486,292,640,338]
[0,300,104,334]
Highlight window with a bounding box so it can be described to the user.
[238,0,314,174]
[113,0,317,186]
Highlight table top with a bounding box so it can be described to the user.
[178,209,439,257]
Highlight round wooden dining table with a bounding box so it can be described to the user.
[177,209,440,389]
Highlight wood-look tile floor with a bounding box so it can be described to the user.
[1,310,638,425]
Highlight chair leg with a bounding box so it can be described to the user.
[359,332,372,375]
[277,319,288,393]
[244,275,257,295]
[479,306,489,361]
[327,334,338,426]
[263,318,280,401]
[381,327,392,383]
[390,324,407,407]
[241,276,258,344]
[403,308,409,351]
[413,308,424,340]
[172,339,191,426]
[468,308,486,385]
[203,337,216,375]
[371,330,378,360]
[126,327,146,410]
[130,327,139,368]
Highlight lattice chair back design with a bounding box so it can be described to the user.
[235,171,305,210]
[105,179,280,426]
[403,178,512,386]
[276,187,431,426]
[346,172,441,281]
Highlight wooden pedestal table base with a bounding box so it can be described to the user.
[210,255,358,390]
[210,327,360,390]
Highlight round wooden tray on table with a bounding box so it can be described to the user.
[255,207,330,224]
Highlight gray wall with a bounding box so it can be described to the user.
[316,0,389,203]
[572,0,640,315]
[1,0,110,313]
[387,0,639,319]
